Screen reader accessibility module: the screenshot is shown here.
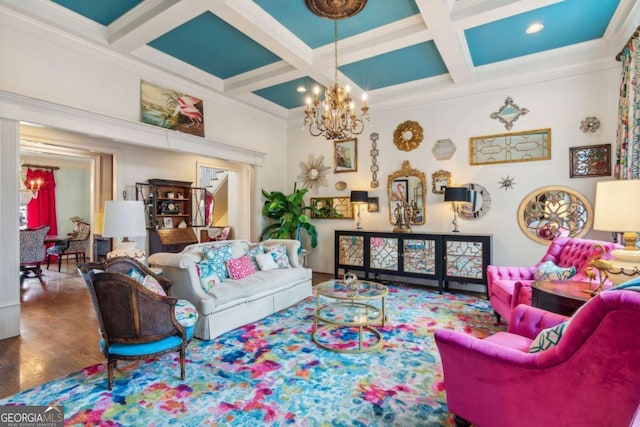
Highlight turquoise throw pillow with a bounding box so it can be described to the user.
[534,261,576,281]
[195,260,220,293]
[202,244,233,280]
[246,243,265,270]
[529,321,568,353]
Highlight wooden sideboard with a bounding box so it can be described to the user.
[335,230,492,296]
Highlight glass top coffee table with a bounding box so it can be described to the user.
[312,279,388,353]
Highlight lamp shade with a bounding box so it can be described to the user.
[593,180,640,232]
[444,187,469,202]
[102,200,147,238]
[350,190,369,204]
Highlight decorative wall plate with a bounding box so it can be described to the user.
[160,201,180,214]
[335,181,347,190]
[393,120,423,152]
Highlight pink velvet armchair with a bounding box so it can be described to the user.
[435,289,640,427]
[487,237,619,324]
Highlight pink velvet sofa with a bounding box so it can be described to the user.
[435,289,640,427]
[487,237,619,324]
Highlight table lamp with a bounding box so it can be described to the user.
[593,179,640,285]
[102,200,147,263]
[350,190,369,230]
[444,187,470,233]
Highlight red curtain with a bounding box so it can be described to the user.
[25,168,57,235]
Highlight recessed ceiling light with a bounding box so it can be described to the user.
[526,23,544,34]
[296,86,306,93]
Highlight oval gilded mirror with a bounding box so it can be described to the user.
[458,183,491,219]
[387,161,426,225]
[518,186,593,245]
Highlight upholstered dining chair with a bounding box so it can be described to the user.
[47,221,91,272]
[19,224,51,283]
[78,257,197,390]
[435,289,640,427]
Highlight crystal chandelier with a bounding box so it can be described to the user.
[304,1,369,140]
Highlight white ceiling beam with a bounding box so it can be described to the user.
[451,0,564,30]
[109,0,208,53]
[225,62,303,95]
[0,0,107,44]
[416,0,472,85]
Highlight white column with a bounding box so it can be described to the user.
[0,118,21,339]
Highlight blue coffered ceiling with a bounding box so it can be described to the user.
[6,0,634,117]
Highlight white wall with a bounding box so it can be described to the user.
[288,68,621,274]
[0,16,288,340]
[0,18,289,239]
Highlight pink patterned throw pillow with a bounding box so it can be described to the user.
[226,254,256,280]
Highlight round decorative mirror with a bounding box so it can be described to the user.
[458,183,491,219]
[393,120,423,151]
[518,186,593,245]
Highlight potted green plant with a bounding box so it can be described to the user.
[260,184,318,248]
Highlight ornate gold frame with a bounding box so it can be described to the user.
[393,120,424,152]
[387,161,427,225]
[431,170,451,194]
[517,186,593,245]
[470,128,551,165]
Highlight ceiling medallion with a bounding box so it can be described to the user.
[393,120,423,151]
[305,0,367,19]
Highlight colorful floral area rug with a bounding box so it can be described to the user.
[1,285,501,426]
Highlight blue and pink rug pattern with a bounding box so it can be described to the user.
[1,285,501,426]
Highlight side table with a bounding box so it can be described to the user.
[531,280,593,316]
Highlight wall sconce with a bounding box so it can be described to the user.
[444,187,470,232]
[350,190,369,230]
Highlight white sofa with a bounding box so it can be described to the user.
[147,239,312,340]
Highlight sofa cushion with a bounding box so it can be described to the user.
[203,243,234,280]
[255,252,278,271]
[195,260,220,293]
[227,254,256,280]
[267,244,291,268]
[534,261,576,281]
[246,243,265,270]
[208,268,308,306]
[128,269,167,296]
[528,321,568,353]
[175,299,198,328]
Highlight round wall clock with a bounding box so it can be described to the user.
[393,120,423,152]
[458,183,491,219]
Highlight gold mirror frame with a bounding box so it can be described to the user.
[432,170,451,194]
[393,120,423,151]
[517,186,593,245]
[387,160,427,225]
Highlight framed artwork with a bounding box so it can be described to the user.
[470,128,551,165]
[140,80,204,137]
[367,197,379,212]
[162,217,173,229]
[310,197,353,219]
[569,144,611,178]
[334,138,357,173]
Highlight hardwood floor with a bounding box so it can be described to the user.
[0,265,336,399]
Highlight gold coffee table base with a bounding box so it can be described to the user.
[312,280,388,354]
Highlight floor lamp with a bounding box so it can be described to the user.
[350,190,369,230]
[593,180,640,285]
[444,187,470,233]
[102,200,147,264]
